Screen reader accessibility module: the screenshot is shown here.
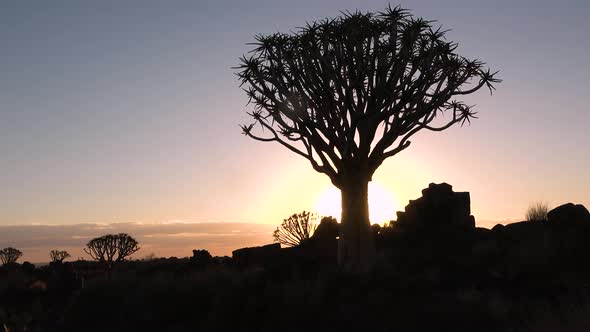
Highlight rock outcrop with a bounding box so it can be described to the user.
[311,216,339,240]
[396,183,475,229]
[296,216,340,264]
[547,203,590,226]
[480,203,590,278]
[232,243,281,266]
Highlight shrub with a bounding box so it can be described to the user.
[526,201,549,222]
[191,250,212,266]
[273,211,317,247]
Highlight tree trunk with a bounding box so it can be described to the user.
[338,174,376,273]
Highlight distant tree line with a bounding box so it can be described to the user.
[0,233,141,267]
[0,200,552,267]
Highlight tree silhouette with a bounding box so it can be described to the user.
[273,211,317,247]
[49,250,71,263]
[0,247,23,265]
[237,6,499,272]
[84,233,140,264]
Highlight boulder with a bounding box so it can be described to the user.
[547,203,590,226]
[499,220,557,277]
[491,224,505,233]
[232,243,281,266]
[312,216,339,240]
[488,212,590,277]
[471,227,501,260]
[545,203,590,268]
[289,217,340,264]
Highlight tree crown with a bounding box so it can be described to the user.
[83,233,140,263]
[49,250,71,263]
[0,247,23,265]
[237,6,500,187]
[273,211,318,247]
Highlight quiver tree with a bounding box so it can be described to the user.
[273,211,318,247]
[0,247,23,265]
[237,6,500,272]
[84,233,140,265]
[49,250,71,264]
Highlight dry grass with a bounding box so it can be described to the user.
[526,201,549,222]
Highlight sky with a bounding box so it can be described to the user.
[1,1,589,261]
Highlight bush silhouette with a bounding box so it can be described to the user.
[192,249,213,266]
[21,261,35,274]
[526,201,549,222]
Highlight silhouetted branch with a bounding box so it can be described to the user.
[236,6,500,187]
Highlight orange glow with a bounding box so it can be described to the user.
[315,182,398,225]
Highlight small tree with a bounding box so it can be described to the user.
[526,201,549,222]
[49,250,71,263]
[0,247,23,265]
[84,233,140,263]
[273,211,318,247]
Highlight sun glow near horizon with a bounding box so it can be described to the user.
[315,182,399,225]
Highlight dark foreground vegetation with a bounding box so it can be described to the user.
[3,257,590,332]
[2,184,590,332]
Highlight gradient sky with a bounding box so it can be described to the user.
[1,0,589,244]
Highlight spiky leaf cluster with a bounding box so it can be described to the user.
[273,211,318,247]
